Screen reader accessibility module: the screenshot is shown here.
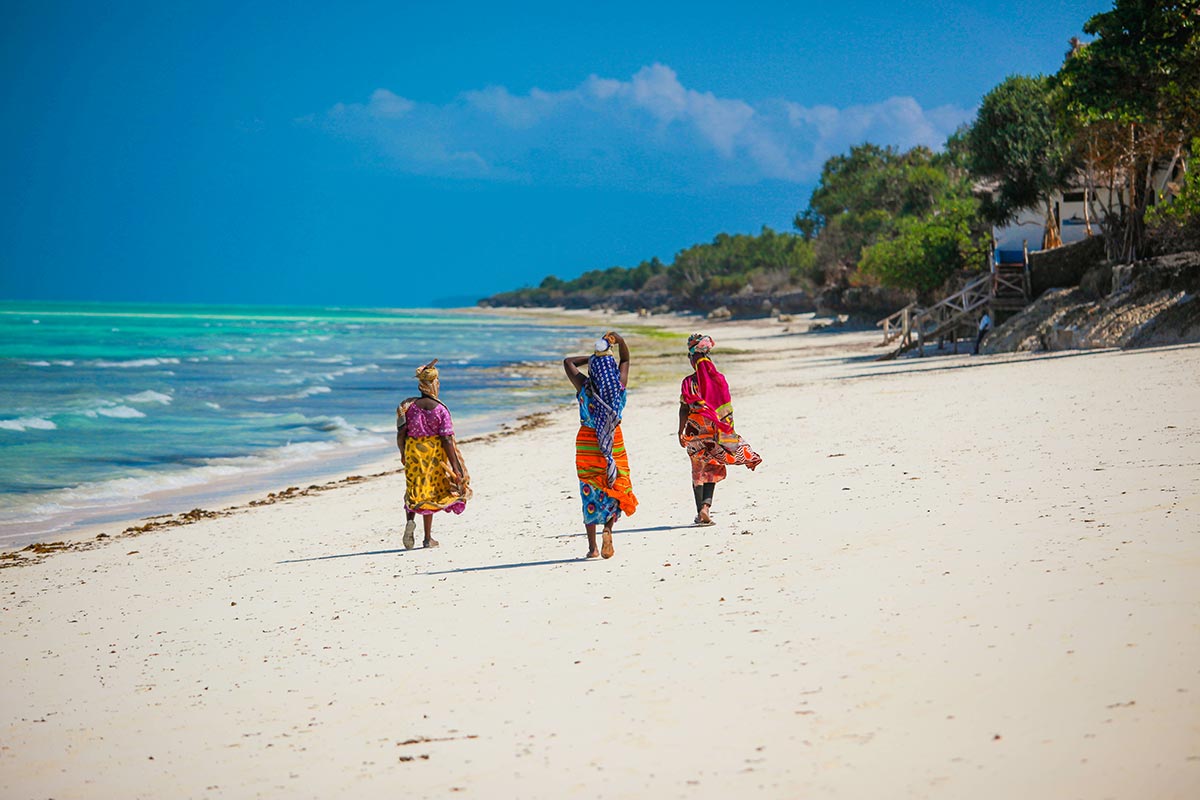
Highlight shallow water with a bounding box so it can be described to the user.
[0,302,589,544]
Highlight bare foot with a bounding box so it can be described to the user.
[424,537,440,548]
[402,520,416,549]
[697,505,714,526]
[600,530,614,559]
[586,548,600,559]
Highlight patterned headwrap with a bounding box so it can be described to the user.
[586,345,625,489]
[415,359,440,400]
[688,333,714,357]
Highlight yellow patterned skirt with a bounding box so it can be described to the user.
[404,435,470,514]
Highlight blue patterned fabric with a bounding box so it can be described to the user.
[584,353,625,488]
[579,480,621,525]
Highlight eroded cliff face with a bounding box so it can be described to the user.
[983,251,1200,353]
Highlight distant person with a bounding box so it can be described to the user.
[564,332,637,559]
[974,311,992,355]
[396,359,470,549]
[677,334,762,525]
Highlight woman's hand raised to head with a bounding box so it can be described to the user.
[563,355,588,390]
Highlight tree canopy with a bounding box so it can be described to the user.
[966,74,1079,237]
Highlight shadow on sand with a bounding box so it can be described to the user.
[552,523,696,538]
[278,547,413,564]
[425,557,592,575]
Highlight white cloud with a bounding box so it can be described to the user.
[315,64,973,188]
[367,89,414,119]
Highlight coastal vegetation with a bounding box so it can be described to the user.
[482,0,1198,314]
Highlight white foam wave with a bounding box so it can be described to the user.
[248,385,332,403]
[2,421,388,529]
[205,402,222,410]
[96,405,145,419]
[92,357,181,368]
[23,361,51,367]
[126,390,173,405]
[0,416,58,432]
[323,364,381,380]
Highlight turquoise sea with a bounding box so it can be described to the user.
[0,302,591,546]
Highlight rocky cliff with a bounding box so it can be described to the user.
[982,251,1200,353]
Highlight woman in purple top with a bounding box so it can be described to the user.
[396,360,470,549]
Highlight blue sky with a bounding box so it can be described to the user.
[1,1,1103,306]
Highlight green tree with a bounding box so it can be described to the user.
[1147,137,1200,252]
[798,143,965,285]
[859,197,989,296]
[1058,0,1200,259]
[966,74,1079,247]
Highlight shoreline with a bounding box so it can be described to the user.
[0,307,706,559]
[1,407,563,569]
[0,306,657,550]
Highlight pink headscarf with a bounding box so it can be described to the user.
[681,335,733,433]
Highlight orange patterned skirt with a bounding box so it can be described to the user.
[575,424,638,519]
[682,411,762,485]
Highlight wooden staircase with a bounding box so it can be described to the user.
[876,245,1031,360]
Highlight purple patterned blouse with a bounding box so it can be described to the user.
[401,402,455,438]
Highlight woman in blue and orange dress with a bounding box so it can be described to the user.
[677,333,761,525]
[563,332,637,559]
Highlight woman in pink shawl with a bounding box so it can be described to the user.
[676,333,762,525]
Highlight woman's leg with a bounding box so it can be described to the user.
[585,523,599,558]
[423,513,438,548]
[601,516,615,559]
[697,482,716,524]
[403,509,417,549]
[693,484,705,513]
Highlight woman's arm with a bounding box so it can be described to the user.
[607,331,631,387]
[440,435,463,478]
[677,402,689,447]
[562,355,589,391]
[396,400,413,462]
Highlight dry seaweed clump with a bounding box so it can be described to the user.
[460,411,553,445]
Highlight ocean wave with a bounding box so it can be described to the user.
[23,359,83,367]
[303,415,366,438]
[0,416,58,432]
[0,424,388,531]
[322,364,381,380]
[126,390,173,405]
[92,357,181,368]
[95,405,146,419]
[248,385,332,403]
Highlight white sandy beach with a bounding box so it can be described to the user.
[2,317,1198,799]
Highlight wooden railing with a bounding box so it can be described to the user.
[876,273,994,360]
[910,273,992,354]
[876,242,1032,360]
[877,302,918,347]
